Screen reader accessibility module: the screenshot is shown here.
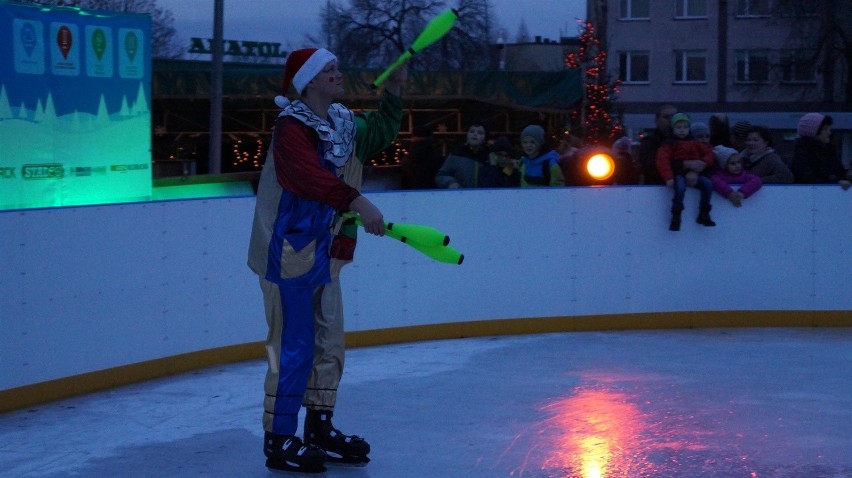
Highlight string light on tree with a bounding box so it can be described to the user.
[565,21,624,146]
[371,140,408,167]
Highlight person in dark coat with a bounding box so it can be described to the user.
[400,125,443,189]
[637,104,677,184]
[480,136,519,187]
[791,113,851,190]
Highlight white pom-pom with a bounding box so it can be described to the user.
[274,95,290,108]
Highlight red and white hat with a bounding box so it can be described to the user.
[281,48,337,96]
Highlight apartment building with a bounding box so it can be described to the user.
[587,0,851,161]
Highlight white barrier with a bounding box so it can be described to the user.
[1,185,851,407]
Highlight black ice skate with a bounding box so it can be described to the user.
[304,409,370,466]
[696,205,716,227]
[669,205,683,231]
[264,432,327,474]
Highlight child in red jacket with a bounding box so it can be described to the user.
[656,113,716,231]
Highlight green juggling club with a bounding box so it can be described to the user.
[371,9,460,88]
[342,213,464,265]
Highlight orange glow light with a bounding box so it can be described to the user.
[586,153,615,181]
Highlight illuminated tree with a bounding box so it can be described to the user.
[565,21,623,146]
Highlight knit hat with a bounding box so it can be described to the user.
[612,136,632,152]
[731,120,752,138]
[521,124,545,144]
[490,136,513,154]
[690,122,710,138]
[713,145,739,168]
[670,113,690,126]
[797,113,830,138]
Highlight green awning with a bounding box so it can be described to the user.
[153,59,583,111]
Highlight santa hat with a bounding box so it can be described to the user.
[797,112,831,138]
[274,48,337,108]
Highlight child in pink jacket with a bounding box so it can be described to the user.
[711,146,762,207]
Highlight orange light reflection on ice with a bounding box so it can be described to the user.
[539,388,653,477]
[496,375,763,477]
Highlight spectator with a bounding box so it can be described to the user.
[709,113,733,147]
[518,124,565,187]
[638,104,677,184]
[740,125,793,184]
[557,133,583,183]
[655,113,716,231]
[711,146,762,207]
[691,122,710,144]
[792,113,851,189]
[731,120,753,151]
[434,122,492,188]
[400,125,443,189]
[481,136,520,187]
[612,136,641,185]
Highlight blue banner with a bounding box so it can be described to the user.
[0,1,152,210]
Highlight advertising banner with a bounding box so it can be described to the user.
[0,1,152,210]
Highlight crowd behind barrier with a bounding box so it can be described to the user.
[401,108,850,197]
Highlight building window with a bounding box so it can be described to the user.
[674,50,706,83]
[736,0,772,17]
[618,51,650,83]
[778,2,818,17]
[675,0,708,18]
[619,0,650,19]
[736,49,770,83]
[780,49,816,83]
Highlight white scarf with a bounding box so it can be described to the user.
[274,96,355,168]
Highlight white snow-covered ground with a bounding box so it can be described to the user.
[2,327,851,478]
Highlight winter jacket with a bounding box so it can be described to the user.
[655,138,714,182]
[520,149,564,187]
[792,137,847,184]
[711,169,763,198]
[401,138,443,189]
[479,161,520,188]
[434,144,493,188]
[638,129,667,184]
[741,148,793,184]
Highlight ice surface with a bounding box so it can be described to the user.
[1,328,850,477]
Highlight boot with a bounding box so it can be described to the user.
[304,409,370,466]
[669,207,682,231]
[264,432,327,474]
[696,205,716,227]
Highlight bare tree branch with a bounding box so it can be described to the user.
[315,0,496,71]
[26,0,182,58]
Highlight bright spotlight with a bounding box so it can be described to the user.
[586,153,615,181]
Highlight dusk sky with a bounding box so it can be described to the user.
[156,0,587,56]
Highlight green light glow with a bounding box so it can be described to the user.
[151,181,254,201]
